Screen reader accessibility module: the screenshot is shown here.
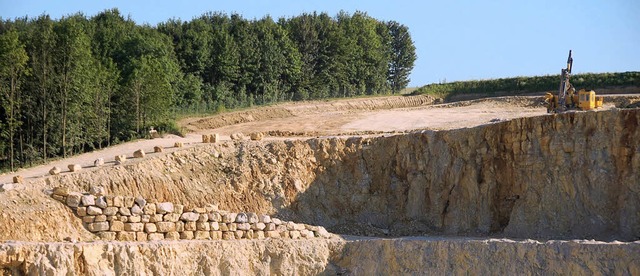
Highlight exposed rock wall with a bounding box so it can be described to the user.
[3,109,639,241]
[1,239,638,275]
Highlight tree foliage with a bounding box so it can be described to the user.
[0,9,418,171]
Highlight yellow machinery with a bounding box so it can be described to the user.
[544,50,603,113]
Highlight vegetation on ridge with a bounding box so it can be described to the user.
[0,9,417,171]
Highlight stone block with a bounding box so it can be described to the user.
[124,222,144,232]
[202,134,211,143]
[103,207,118,216]
[219,223,228,232]
[265,223,276,231]
[195,231,210,240]
[254,231,265,240]
[198,214,208,222]
[129,216,141,223]
[53,186,69,196]
[134,197,146,208]
[222,232,235,240]
[117,232,136,241]
[210,222,219,231]
[106,216,116,222]
[180,212,199,222]
[157,222,176,233]
[118,207,131,216]
[66,192,82,208]
[228,223,237,232]
[144,223,157,233]
[88,221,109,232]
[105,195,114,206]
[82,216,95,223]
[165,232,180,240]
[95,196,107,208]
[115,155,127,163]
[136,232,148,241]
[76,207,87,217]
[154,146,163,153]
[110,221,124,232]
[234,230,245,239]
[192,207,207,213]
[80,195,96,207]
[185,222,197,231]
[133,149,146,158]
[259,215,271,224]
[276,225,287,232]
[315,226,330,238]
[86,206,103,216]
[208,212,221,222]
[99,232,116,241]
[131,205,143,215]
[143,203,156,215]
[113,196,124,208]
[286,221,296,231]
[164,213,180,222]
[89,185,106,196]
[68,164,82,172]
[49,167,62,175]
[237,223,250,231]
[290,230,301,239]
[176,221,184,232]
[266,231,280,239]
[196,222,210,231]
[124,197,135,208]
[141,215,150,223]
[250,132,264,141]
[205,204,218,212]
[94,158,105,167]
[210,231,222,240]
[148,233,164,241]
[210,134,220,143]
[272,218,282,225]
[51,194,65,202]
[156,202,174,214]
[150,214,164,223]
[235,213,248,223]
[180,231,194,240]
[294,223,306,231]
[94,215,107,222]
[12,175,23,184]
[174,142,183,148]
[223,213,237,223]
[252,223,266,231]
[230,133,245,140]
[174,204,184,214]
[246,213,259,223]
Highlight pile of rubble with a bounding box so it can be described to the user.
[50,186,331,241]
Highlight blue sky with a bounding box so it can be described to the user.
[1,0,638,87]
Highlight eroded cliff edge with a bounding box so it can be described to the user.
[2,109,638,242]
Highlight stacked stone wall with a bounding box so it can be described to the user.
[51,186,330,241]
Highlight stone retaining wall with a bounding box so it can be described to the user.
[50,186,331,242]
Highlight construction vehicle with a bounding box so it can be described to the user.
[544,50,603,113]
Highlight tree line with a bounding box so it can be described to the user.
[0,9,417,171]
[412,72,640,98]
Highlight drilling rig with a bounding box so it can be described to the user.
[544,50,603,113]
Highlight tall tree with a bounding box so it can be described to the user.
[387,21,416,93]
[0,29,29,171]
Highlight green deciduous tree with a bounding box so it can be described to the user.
[387,21,416,93]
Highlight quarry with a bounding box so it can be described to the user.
[1,93,639,275]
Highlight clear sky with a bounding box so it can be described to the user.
[1,0,638,87]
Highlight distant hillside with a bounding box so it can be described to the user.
[411,72,640,99]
